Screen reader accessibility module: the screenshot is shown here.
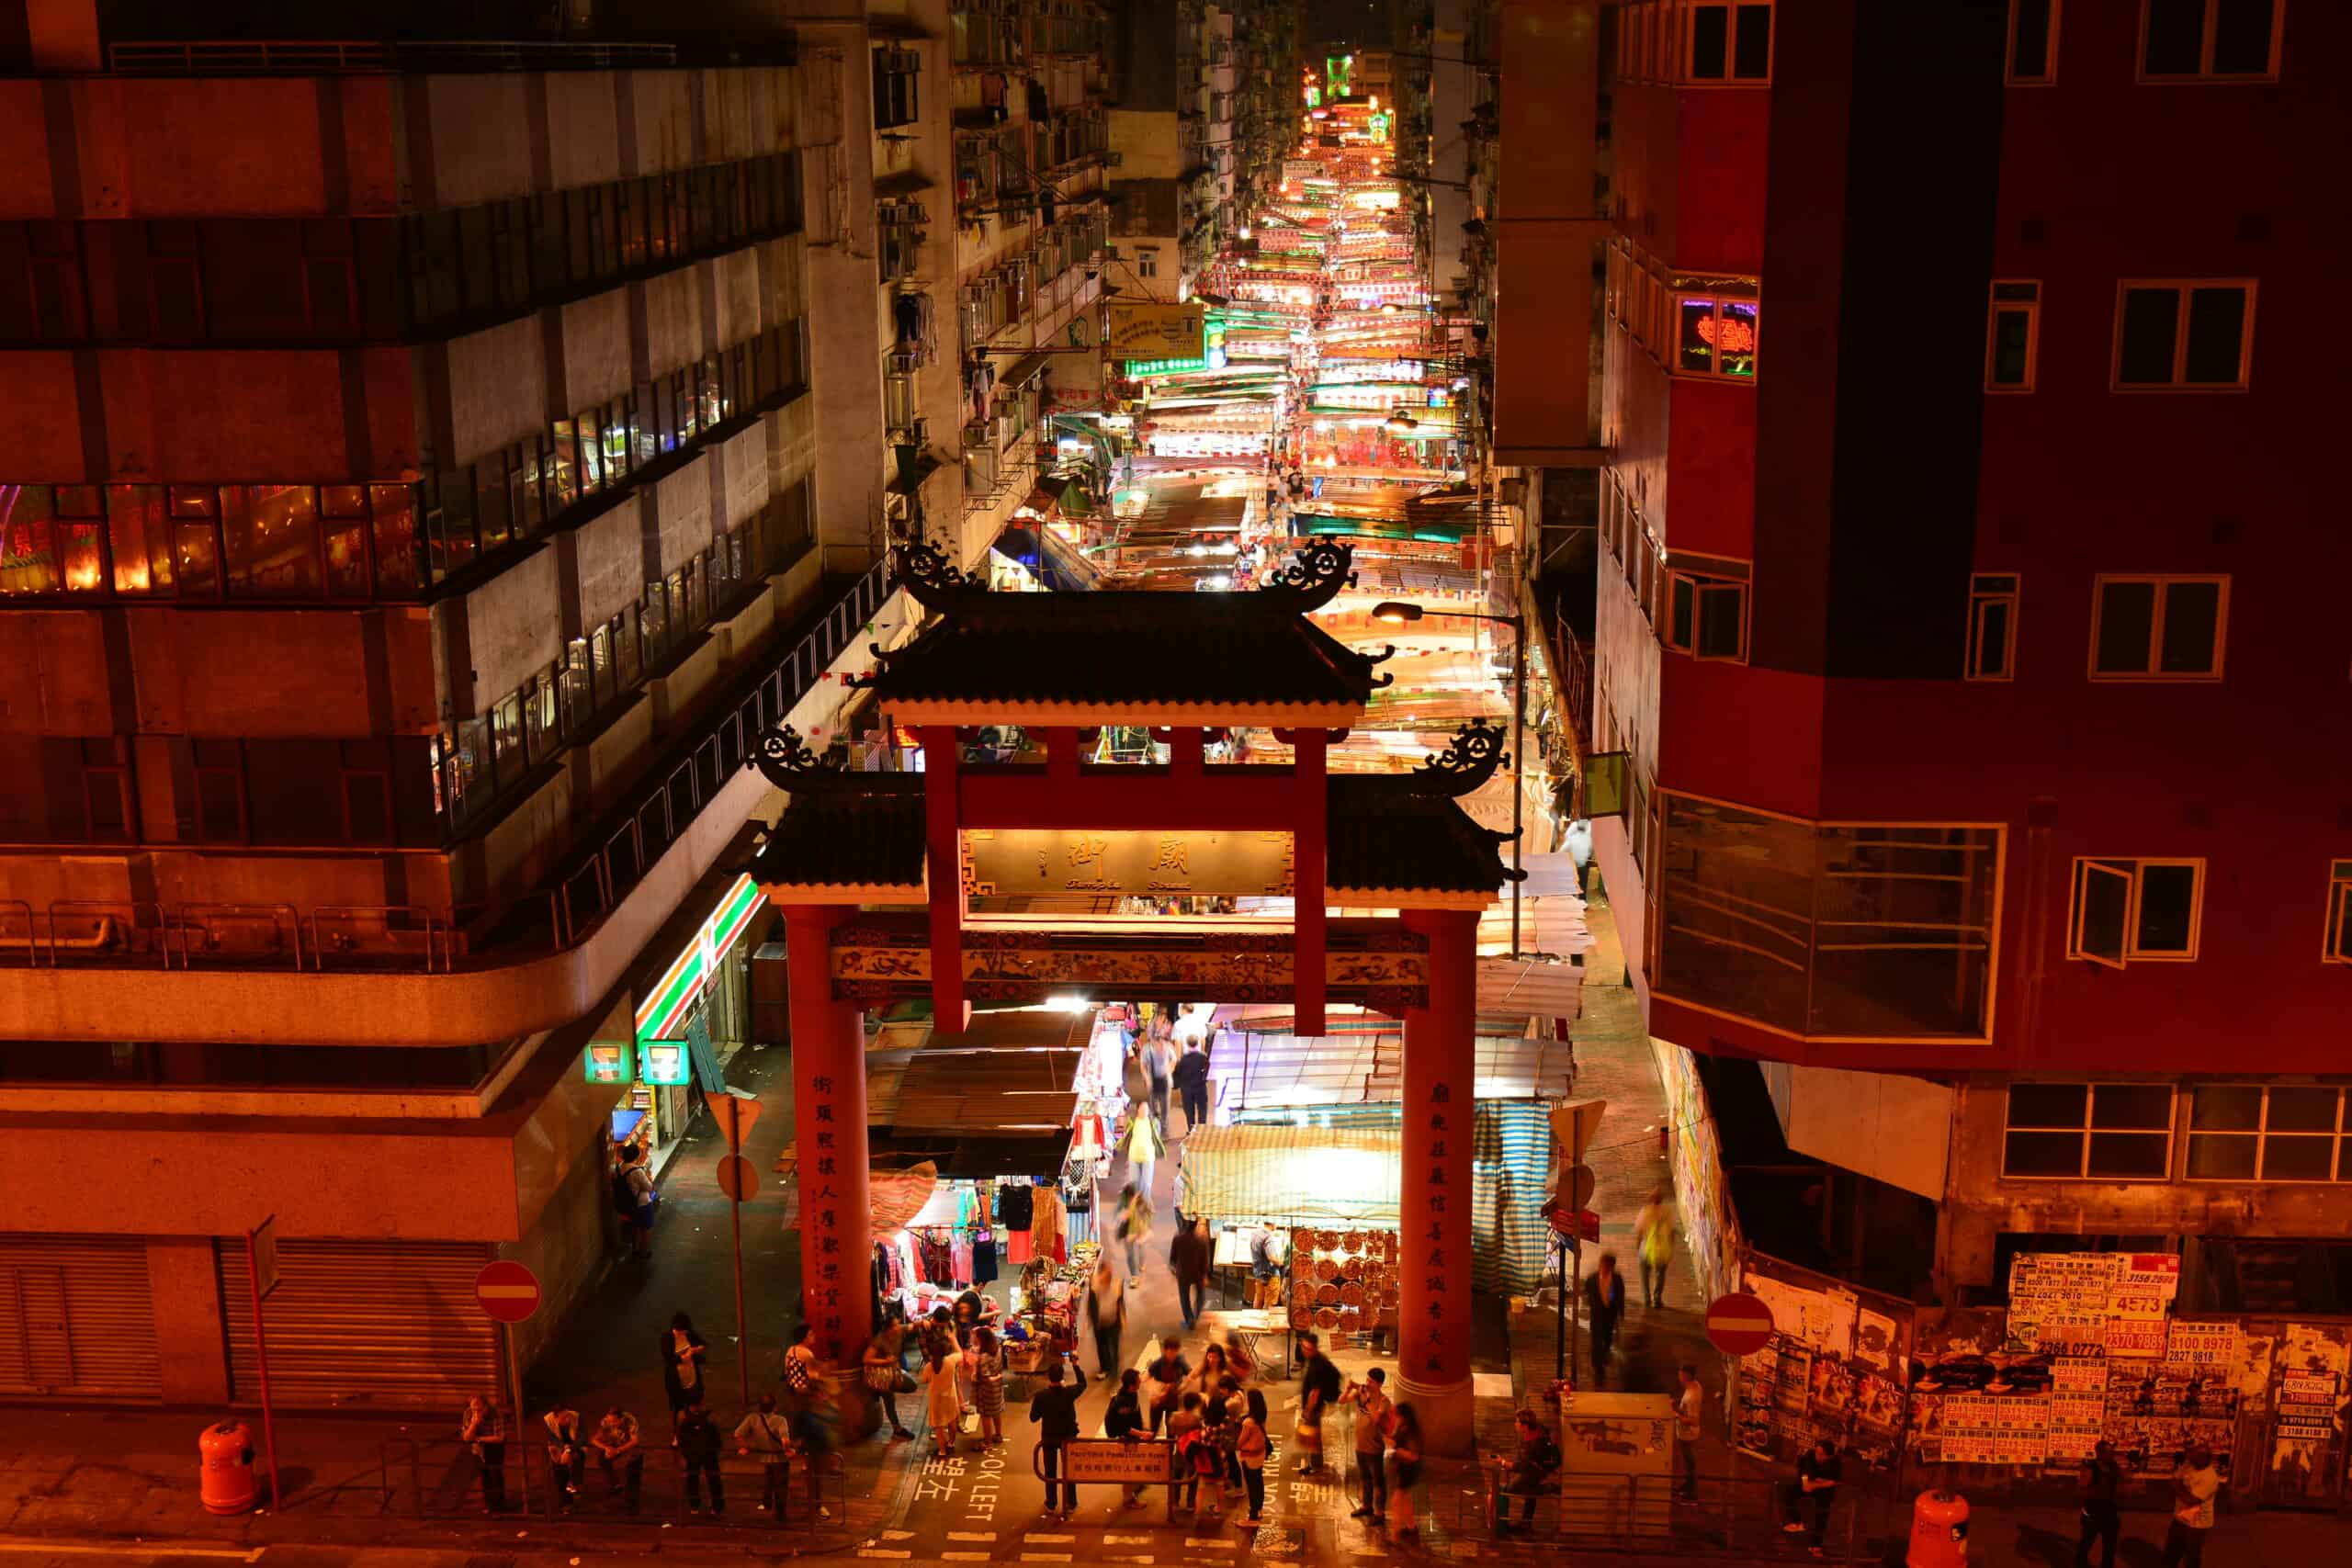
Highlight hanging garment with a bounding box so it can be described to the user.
[1006,1226,1035,1266]
[950,1230,973,1287]
[973,1230,999,1285]
[998,1182,1035,1230]
[1033,1187,1068,1265]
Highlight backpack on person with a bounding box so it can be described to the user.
[611,1167,636,1215]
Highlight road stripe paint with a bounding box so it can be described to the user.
[1107,1556,1157,1564]
[1024,1532,1077,1542]
[1186,1539,1241,1550]
[0,1550,261,1563]
[944,1554,993,1562]
[1104,1534,1154,1543]
[882,1529,917,1540]
[1019,1554,1074,1563]
[856,1551,912,1560]
[949,1530,1000,1540]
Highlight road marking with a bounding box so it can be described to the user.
[857,1551,912,1561]
[1024,1532,1077,1542]
[883,1529,917,1540]
[1107,1556,1157,1564]
[950,1530,1001,1540]
[1105,1533,1154,1543]
[1186,1540,1240,1550]
[945,1554,993,1562]
[1019,1555,1074,1563]
[0,1550,262,1563]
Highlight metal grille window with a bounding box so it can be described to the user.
[2004,1083,2176,1179]
[2188,1086,2349,1182]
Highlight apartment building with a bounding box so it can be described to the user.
[1588,0,2352,1311]
[0,1,923,1405]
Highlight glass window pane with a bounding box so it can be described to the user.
[1991,309,2032,385]
[371,483,419,594]
[107,484,174,594]
[1732,5,1772,77]
[0,485,62,595]
[2094,581,2156,673]
[2189,1085,2262,1131]
[2211,0,2274,73]
[2004,1130,2084,1178]
[1716,299,1758,377]
[2075,862,2132,964]
[2261,1135,2334,1182]
[2132,864,2198,954]
[2157,581,2221,672]
[222,484,322,597]
[61,516,104,593]
[473,460,512,552]
[1688,4,1728,78]
[2086,1132,2170,1179]
[2117,288,2180,383]
[2265,1088,2340,1134]
[2092,1084,2173,1131]
[2186,1133,2256,1181]
[2010,0,2052,77]
[175,519,220,596]
[1677,297,1717,374]
[1668,576,1694,649]
[2182,288,2247,383]
[2143,0,2205,73]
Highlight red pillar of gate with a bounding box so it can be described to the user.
[1292,729,1328,1038]
[917,725,967,1029]
[1397,906,1479,1456]
[782,902,874,1371]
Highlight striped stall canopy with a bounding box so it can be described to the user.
[1178,1123,1401,1226]
[1228,1100,1556,1294]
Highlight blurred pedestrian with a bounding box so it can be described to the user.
[1171,1215,1212,1330]
[1635,1189,1677,1308]
[1236,1387,1271,1525]
[1673,1363,1703,1500]
[1584,1252,1626,1386]
[1125,1105,1166,1201]
[920,1338,967,1456]
[542,1400,583,1510]
[1115,1180,1156,1288]
[1088,1257,1128,1375]
[736,1392,797,1517]
[971,1326,1006,1450]
[1144,1337,1191,1437]
[2161,1445,2222,1568]
[1384,1400,1423,1540]
[1173,1038,1212,1134]
[864,1323,914,1440]
[1295,1329,1340,1477]
[459,1393,507,1514]
[2076,1438,2121,1568]
[1104,1368,1149,1507]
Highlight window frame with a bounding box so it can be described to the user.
[2324,861,2352,964]
[1965,572,2019,681]
[2066,856,2206,966]
[2087,573,2230,682]
[2186,1084,2348,1184]
[1662,557,1751,663]
[2110,278,2256,390]
[1984,279,2041,391]
[2007,0,2062,82]
[1680,1,1775,85]
[2002,1082,2178,1180]
[1671,288,1760,381]
[2136,0,2283,83]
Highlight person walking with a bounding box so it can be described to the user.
[1496,1406,1559,1538]
[542,1401,583,1511]
[920,1338,967,1456]
[1125,1109,1166,1209]
[1148,1017,1175,1127]
[1172,1039,1212,1135]
[1234,1387,1272,1526]
[459,1393,508,1515]
[1295,1329,1341,1477]
[591,1405,646,1514]
[1673,1363,1704,1500]
[661,1311,708,1418]
[1344,1367,1393,1523]
[1114,1181,1155,1289]
[1144,1337,1192,1437]
[864,1324,914,1440]
[1781,1436,1842,1557]
[1104,1368,1150,1508]
[1171,1215,1212,1331]
[1087,1258,1127,1374]
[2076,1438,2122,1568]
[1384,1401,1423,1541]
[735,1392,797,1517]
[1635,1188,1678,1308]
[1583,1252,1626,1386]
[2160,1445,2222,1568]
[1027,1353,1089,1521]
[970,1326,1006,1450]
[674,1396,725,1517]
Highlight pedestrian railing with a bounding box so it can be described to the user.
[379,1432,849,1532]
[1434,1467,1883,1563]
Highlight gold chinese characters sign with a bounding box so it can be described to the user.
[961,829,1294,898]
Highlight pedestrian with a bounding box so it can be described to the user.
[661,1311,708,1417]
[1495,1406,1559,1538]
[1635,1188,1677,1308]
[2160,1444,2222,1568]
[781,1321,821,1404]
[1250,1224,1289,1310]
[735,1392,797,1517]
[970,1326,1006,1450]
[1295,1328,1341,1476]
[674,1396,725,1517]
[591,1404,646,1514]
[1122,1040,1151,1113]
[1235,1386,1271,1525]
[616,1143,658,1258]
[459,1393,507,1515]
[1185,1342,1231,1412]
[1583,1251,1626,1386]
[864,1324,914,1440]
[1148,1016,1176,1126]
[543,1400,583,1511]
[2076,1438,2122,1568]
[1384,1400,1423,1540]
[780,1322,838,1521]
[1115,1180,1155,1288]
[1087,1257,1128,1375]
[1104,1368,1150,1507]
[1781,1436,1842,1557]
[920,1338,967,1456]
[1171,1214,1212,1331]
[1125,1106,1166,1204]
[1345,1366,1393,1523]
[1027,1352,1089,1521]
[1144,1337,1192,1437]
[1172,1039,1212,1134]
[1905,1471,1969,1568]
[1673,1363,1704,1500]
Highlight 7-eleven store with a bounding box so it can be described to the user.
[621,872,770,1168]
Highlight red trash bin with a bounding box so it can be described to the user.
[199,1419,258,1515]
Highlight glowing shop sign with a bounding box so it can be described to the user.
[634,873,766,1043]
[962,829,1295,898]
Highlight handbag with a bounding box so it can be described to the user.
[1294,1419,1323,1449]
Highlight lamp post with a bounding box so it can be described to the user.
[1374,598,1529,958]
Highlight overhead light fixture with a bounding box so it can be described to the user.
[1372,602,1425,626]
[1385,412,1419,436]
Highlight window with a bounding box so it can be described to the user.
[1966,573,2019,680]
[1136,248,1159,279]
[78,738,134,843]
[2007,0,2060,82]
[146,222,206,341]
[2188,1086,2349,1182]
[0,221,88,341]
[188,739,248,844]
[2068,857,2204,967]
[1664,559,1748,661]
[1675,292,1758,379]
[2114,280,2254,389]
[1684,2,1773,83]
[1985,281,2041,390]
[2089,574,2227,680]
[874,46,922,130]
[2325,862,2352,964]
[2004,1083,2176,1179]
[2140,0,2279,80]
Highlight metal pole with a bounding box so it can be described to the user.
[1723,1349,1737,1550]
[505,1318,532,1515]
[243,1237,282,1512]
[1510,611,1526,959]
[1568,1241,1582,1386]
[1554,1236,1567,1382]
[731,1189,751,1413]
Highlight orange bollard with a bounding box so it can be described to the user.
[198,1419,258,1515]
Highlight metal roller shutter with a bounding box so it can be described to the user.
[216,1239,500,1410]
[0,1234,162,1402]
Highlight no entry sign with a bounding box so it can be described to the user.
[1703,1292,1776,1358]
[474,1260,542,1324]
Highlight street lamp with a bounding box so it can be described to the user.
[1370,601,1532,959]
[1383,411,1419,435]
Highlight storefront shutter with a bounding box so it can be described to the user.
[215,1238,500,1410]
[0,1234,162,1402]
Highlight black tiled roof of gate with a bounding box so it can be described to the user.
[751,773,926,887]
[1326,773,1510,894]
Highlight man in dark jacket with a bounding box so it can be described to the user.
[1296,1330,1343,1477]
[1171,1042,1212,1134]
[674,1397,724,1517]
[1026,1354,1089,1520]
[1170,1217,1213,1331]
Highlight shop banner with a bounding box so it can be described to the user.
[1109,302,1207,360]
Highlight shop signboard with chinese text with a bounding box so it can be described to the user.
[963,828,1294,898]
[1107,302,1206,361]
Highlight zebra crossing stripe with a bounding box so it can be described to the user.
[949,1532,1000,1541]
[1019,1554,1075,1563]
[944,1554,992,1562]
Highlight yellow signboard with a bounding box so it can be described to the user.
[962,829,1293,897]
[1107,301,1206,360]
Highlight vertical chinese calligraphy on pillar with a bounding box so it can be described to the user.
[784,903,874,1369]
[1398,907,1478,1454]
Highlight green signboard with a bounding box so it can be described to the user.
[638,1040,692,1087]
[584,1043,631,1085]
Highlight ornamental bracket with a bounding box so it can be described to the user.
[1256,538,1357,612]
[748,723,844,790]
[893,537,989,615]
[1410,718,1509,797]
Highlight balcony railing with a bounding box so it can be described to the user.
[106,39,684,75]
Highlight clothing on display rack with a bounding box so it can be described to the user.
[974,1230,999,1285]
[997,1182,1035,1230]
